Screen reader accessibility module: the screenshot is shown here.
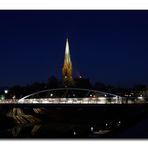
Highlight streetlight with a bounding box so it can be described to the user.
[4,90,8,94]
[3,89,9,100]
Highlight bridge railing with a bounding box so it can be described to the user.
[17,97,124,104]
[0,96,146,104]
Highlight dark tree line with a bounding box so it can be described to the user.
[1,76,148,99]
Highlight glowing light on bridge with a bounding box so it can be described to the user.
[0,88,146,104]
[15,88,124,104]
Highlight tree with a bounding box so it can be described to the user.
[94,82,106,91]
[74,78,92,89]
[47,76,59,88]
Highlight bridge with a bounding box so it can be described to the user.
[0,88,145,104]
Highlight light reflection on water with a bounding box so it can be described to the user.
[0,119,121,138]
[7,124,42,137]
[0,106,127,138]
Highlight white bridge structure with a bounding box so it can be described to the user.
[17,88,123,104]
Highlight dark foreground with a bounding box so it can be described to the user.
[0,103,148,138]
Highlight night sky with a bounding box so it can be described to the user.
[0,10,148,87]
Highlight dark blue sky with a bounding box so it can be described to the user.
[0,10,148,87]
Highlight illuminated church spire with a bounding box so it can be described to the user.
[62,38,73,86]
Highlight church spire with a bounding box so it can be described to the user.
[62,37,73,86]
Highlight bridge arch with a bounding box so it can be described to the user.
[18,88,122,104]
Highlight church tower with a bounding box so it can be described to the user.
[62,38,73,86]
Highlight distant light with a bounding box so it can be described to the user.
[117,120,121,126]
[50,93,53,97]
[90,127,94,132]
[42,100,49,104]
[32,100,38,103]
[99,97,106,100]
[0,95,5,100]
[12,96,16,99]
[4,90,8,94]
[90,94,92,97]
[106,123,108,126]
[138,96,143,100]
[73,131,76,135]
[104,94,107,97]
[79,75,82,78]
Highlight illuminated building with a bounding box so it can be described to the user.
[62,38,73,86]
